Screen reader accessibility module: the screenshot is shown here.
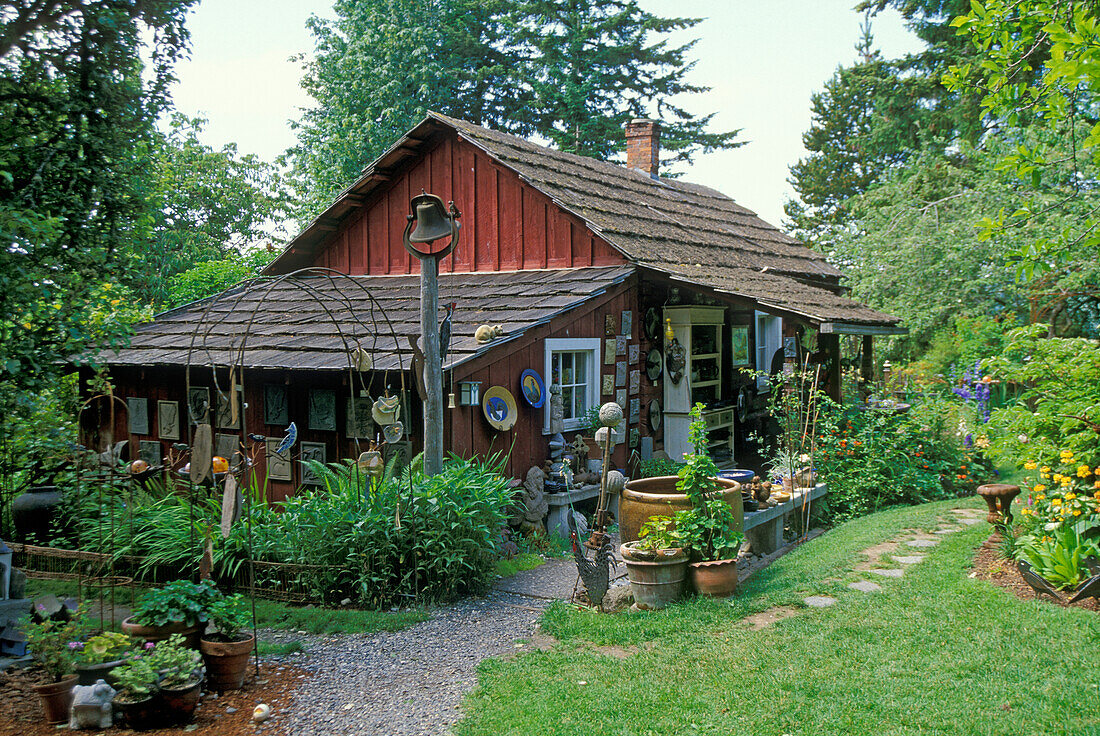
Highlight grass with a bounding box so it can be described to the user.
[257,640,306,657]
[456,498,1100,736]
[495,553,544,578]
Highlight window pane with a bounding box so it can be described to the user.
[562,386,575,420]
[562,353,574,384]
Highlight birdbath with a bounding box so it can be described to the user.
[976,483,1020,550]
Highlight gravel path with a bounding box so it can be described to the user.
[278,591,548,735]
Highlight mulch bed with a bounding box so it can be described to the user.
[0,661,306,736]
[971,545,1099,612]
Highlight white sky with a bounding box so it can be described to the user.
[169,0,925,227]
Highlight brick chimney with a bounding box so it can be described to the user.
[625,119,660,179]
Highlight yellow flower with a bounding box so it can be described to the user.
[1024,461,1038,470]
[1053,473,1063,483]
[1061,477,1072,487]
[109,299,120,307]
[1078,465,1091,478]
[1065,493,1077,500]
[1036,494,1046,500]
[1041,465,1051,474]
[1052,498,1062,506]
[1094,466,1100,475]
[1061,449,1074,459]
[1021,508,1031,515]
[1073,510,1082,516]
[1033,484,1046,494]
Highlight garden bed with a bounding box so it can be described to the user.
[971,544,1099,612]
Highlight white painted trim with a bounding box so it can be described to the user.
[544,337,601,433]
[755,311,782,392]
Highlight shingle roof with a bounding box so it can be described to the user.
[101,266,633,372]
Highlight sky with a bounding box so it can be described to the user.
[169,0,925,227]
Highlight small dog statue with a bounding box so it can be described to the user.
[69,679,115,730]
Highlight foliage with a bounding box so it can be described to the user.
[1014,524,1098,589]
[983,324,1100,467]
[576,405,603,436]
[206,594,251,641]
[144,633,202,688]
[637,457,684,478]
[74,631,131,666]
[112,657,159,701]
[635,515,681,552]
[20,608,83,681]
[165,247,278,309]
[287,0,738,222]
[131,579,222,629]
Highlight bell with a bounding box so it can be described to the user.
[408,195,453,243]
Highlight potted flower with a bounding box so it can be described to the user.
[199,593,255,691]
[147,633,203,725]
[122,579,220,649]
[111,656,162,730]
[20,609,83,724]
[74,630,132,686]
[620,515,689,610]
[673,404,745,597]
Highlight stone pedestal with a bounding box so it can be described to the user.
[977,483,1021,550]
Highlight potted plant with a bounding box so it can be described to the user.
[74,630,132,686]
[620,515,689,610]
[199,593,255,691]
[111,656,162,730]
[20,609,82,724]
[122,579,220,648]
[147,633,203,725]
[673,404,745,597]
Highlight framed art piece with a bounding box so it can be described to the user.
[157,400,179,440]
[299,442,326,485]
[346,397,373,438]
[264,384,289,426]
[604,314,616,336]
[629,369,640,394]
[215,433,239,463]
[265,438,292,481]
[138,440,161,466]
[187,387,210,425]
[628,344,640,364]
[127,398,149,435]
[615,335,627,356]
[629,428,640,448]
[730,326,750,366]
[215,386,242,429]
[604,338,616,365]
[620,310,633,337]
[629,398,640,424]
[615,361,627,387]
[601,373,614,396]
[309,389,337,431]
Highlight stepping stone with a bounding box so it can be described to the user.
[848,581,881,593]
[870,568,905,578]
[934,528,960,534]
[892,555,925,565]
[907,539,938,548]
[958,518,981,525]
[803,596,837,608]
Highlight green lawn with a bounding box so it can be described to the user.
[456,498,1100,736]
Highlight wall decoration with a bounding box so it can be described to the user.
[264,385,289,426]
[157,400,179,440]
[482,386,518,431]
[629,428,640,448]
[645,348,663,381]
[615,388,627,410]
[346,397,373,438]
[629,369,640,394]
[215,433,239,463]
[615,361,627,387]
[649,399,662,431]
[604,314,616,336]
[138,440,161,466]
[188,387,210,425]
[601,374,614,396]
[604,338,617,365]
[620,310,633,336]
[615,335,627,356]
[784,335,798,358]
[628,343,640,363]
[629,398,640,424]
[300,442,327,485]
[309,389,337,431]
[265,438,292,481]
[215,387,242,429]
[519,369,545,408]
[127,398,149,435]
[644,307,661,341]
[666,338,686,385]
[730,326,750,366]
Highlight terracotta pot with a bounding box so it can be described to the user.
[121,617,204,649]
[619,476,743,544]
[200,634,255,692]
[113,694,164,730]
[33,675,77,724]
[689,559,739,598]
[159,679,202,725]
[75,658,125,686]
[620,543,688,610]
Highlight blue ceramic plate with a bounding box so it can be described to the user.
[482,386,518,431]
[519,369,545,408]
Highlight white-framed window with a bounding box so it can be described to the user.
[544,338,601,433]
[755,311,782,391]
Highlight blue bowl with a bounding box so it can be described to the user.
[717,468,755,485]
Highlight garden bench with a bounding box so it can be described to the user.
[743,483,828,554]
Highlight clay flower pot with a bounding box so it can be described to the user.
[121,617,204,649]
[689,558,739,598]
[159,678,202,725]
[619,476,743,544]
[75,658,126,687]
[200,634,255,692]
[33,674,78,724]
[113,693,164,730]
[620,543,688,610]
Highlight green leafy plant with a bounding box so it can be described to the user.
[576,405,603,436]
[206,594,251,641]
[112,657,159,702]
[76,631,131,665]
[145,633,202,688]
[131,579,222,628]
[1014,525,1100,590]
[20,609,84,681]
[637,457,684,478]
[635,515,682,552]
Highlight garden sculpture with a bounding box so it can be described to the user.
[568,510,613,609]
[976,483,1020,549]
[1068,573,1100,604]
[69,679,116,730]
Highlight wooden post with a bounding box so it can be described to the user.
[421,256,443,476]
[821,333,841,403]
[860,335,874,401]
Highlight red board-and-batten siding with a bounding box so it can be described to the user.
[312,133,626,276]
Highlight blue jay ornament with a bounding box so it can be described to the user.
[275,422,297,455]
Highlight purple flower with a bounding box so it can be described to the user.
[68,641,82,650]
[144,642,155,650]
[964,434,974,448]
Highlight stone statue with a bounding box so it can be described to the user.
[569,434,589,466]
[548,383,564,434]
[521,467,548,522]
[69,679,115,730]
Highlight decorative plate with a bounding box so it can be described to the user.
[649,399,662,431]
[519,369,545,408]
[645,348,662,381]
[482,386,518,431]
[644,307,661,341]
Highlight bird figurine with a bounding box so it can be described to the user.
[440,302,456,363]
[275,422,297,455]
[1068,571,1100,604]
[568,510,615,609]
[1017,559,1064,601]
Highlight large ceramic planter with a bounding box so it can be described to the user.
[121,617,204,649]
[33,675,77,724]
[11,485,64,542]
[76,658,125,686]
[620,476,743,544]
[200,634,255,692]
[689,559,739,598]
[620,543,688,610]
[113,694,163,730]
[159,679,202,725]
